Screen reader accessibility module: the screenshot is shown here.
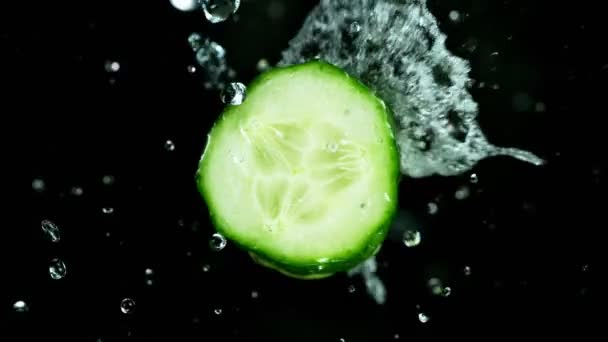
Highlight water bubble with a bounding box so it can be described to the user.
[348,285,356,293]
[70,186,84,196]
[213,308,223,315]
[469,173,478,184]
[120,298,136,314]
[326,143,339,152]
[448,10,460,22]
[200,0,241,24]
[41,219,60,242]
[464,265,472,275]
[441,286,452,297]
[209,233,227,251]
[102,175,115,185]
[13,300,28,312]
[187,65,197,73]
[418,312,430,323]
[195,39,228,87]
[402,230,421,247]
[164,140,175,151]
[49,258,67,280]
[220,82,246,105]
[32,178,46,192]
[104,60,120,73]
[102,207,114,215]
[427,202,438,215]
[454,185,470,200]
[170,0,198,12]
[256,58,270,72]
[251,290,259,299]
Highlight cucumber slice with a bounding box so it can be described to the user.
[196,61,399,278]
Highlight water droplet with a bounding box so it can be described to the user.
[393,333,400,340]
[418,312,430,323]
[359,202,366,209]
[187,65,197,73]
[70,186,84,196]
[402,230,421,247]
[188,33,204,51]
[454,185,470,200]
[251,290,259,299]
[105,231,111,238]
[427,202,438,215]
[102,207,114,215]
[448,10,460,22]
[256,58,270,72]
[102,175,115,185]
[464,265,472,275]
[195,40,227,87]
[534,102,546,112]
[339,338,346,342]
[214,308,223,315]
[13,300,28,312]
[104,60,120,73]
[49,258,67,280]
[32,178,46,192]
[469,173,478,183]
[120,298,136,314]
[581,264,590,272]
[200,0,241,24]
[220,82,246,105]
[491,83,501,90]
[202,264,211,272]
[41,219,60,242]
[170,0,198,12]
[347,285,356,293]
[209,233,227,251]
[441,286,452,297]
[326,143,339,152]
[164,140,175,151]
[145,268,154,276]
[349,21,361,35]
[427,277,443,295]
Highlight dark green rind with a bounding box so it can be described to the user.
[196,60,400,278]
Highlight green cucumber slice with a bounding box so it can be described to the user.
[196,60,399,278]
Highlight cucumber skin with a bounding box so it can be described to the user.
[196,60,400,278]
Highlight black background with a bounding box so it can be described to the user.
[4,0,606,341]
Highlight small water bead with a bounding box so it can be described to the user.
[469,173,478,184]
[102,207,114,215]
[418,312,430,323]
[454,185,470,200]
[213,308,223,315]
[347,285,356,293]
[441,286,452,297]
[427,277,443,295]
[202,264,211,272]
[49,258,67,280]
[256,58,270,72]
[535,102,546,112]
[188,32,204,51]
[427,202,438,215]
[120,298,136,314]
[70,186,84,196]
[581,264,590,272]
[104,60,120,73]
[32,178,45,192]
[339,338,346,342]
[402,230,421,247]
[201,0,241,24]
[209,233,227,251]
[348,21,361,35]
[448,10,460,22]
[169,0,198,12]
[393,334,400,340]
[251,290,259,299]
[220,82,246,105]
[187,65,197,74]
[41,219,61,243]
[102,175,115,185]
[13,300,28,312]
[164,140,175,151]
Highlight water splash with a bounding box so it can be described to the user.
[279,0,544,178]
[188,33,230,90]
[347,256,386,304]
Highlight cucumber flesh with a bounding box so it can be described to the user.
[196,61,399,278]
